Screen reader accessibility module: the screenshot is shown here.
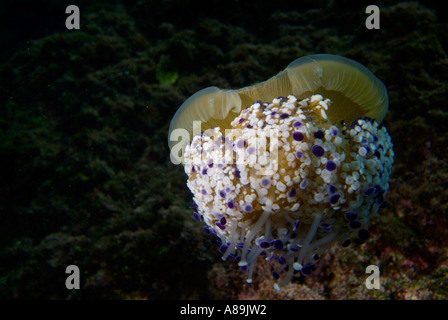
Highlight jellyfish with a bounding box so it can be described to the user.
[168,54,394,290]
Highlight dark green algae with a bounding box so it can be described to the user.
[0,0,447,299]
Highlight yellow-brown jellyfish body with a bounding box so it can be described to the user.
[168,54,394,290]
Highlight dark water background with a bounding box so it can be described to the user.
[1,0,447,299]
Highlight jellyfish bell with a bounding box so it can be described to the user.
[168,54,389,164]
[168,86,242,164]
[285,54,389,124]
[168,54,394,290]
